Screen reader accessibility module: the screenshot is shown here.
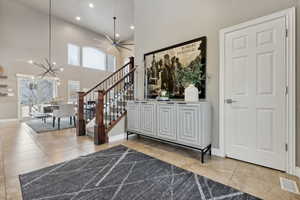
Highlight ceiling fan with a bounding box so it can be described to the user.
[96,17,134,52]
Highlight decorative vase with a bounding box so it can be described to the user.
[184,84,199,102]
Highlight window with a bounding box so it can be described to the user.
[68,44,81,66]
[67,44,117,71]
[68,80,80,103]
[107,54,116,72]
[82,47,106,70]
[19,78,57,105]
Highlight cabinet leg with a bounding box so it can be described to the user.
[201,151,204,163]
[126,132,129,140]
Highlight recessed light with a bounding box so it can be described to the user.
[89,3,94,8]
[76,16,81,21]
[116,33,120,37]
[130,25,135,30]
[28,60,33,64]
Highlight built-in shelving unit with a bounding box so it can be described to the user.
[0,75,8,79]
[0,74,9,97]
[0,92,8,97]
[0,84,8,88]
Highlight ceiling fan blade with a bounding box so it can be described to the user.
[94,38,111,45]
[115,46,121,52]
[107,45,114,51]
[116,44,132,51]
[119,41,135,46]
[104,34,114,44]
[119,43,135,46]
[94,38,103,43]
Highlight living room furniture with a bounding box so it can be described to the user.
[43,105,59,113]
[31,113,51,123]
[52,104,76,129]
[126,100,212,163]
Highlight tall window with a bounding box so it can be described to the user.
[82,47,106,70]
[107,54,116,72]
[68,44,81,66]
[68,80,80,103]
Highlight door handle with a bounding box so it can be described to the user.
[225,99,238,104]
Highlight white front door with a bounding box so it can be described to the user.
[224,16,287,170]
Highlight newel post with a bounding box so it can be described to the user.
[76,92,86,136]
[94,90,107,145]
[129,56,134,70]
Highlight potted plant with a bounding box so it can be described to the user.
[178,62,205,102]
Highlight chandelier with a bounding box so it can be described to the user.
[31,0,64,78]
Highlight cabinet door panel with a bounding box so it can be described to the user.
[140,103,156,136]
[127,103,140,132]
[157,104,176,141]
[177,105,199,145]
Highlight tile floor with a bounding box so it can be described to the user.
[0,121,299,200]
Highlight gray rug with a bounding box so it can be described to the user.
[25,118,75,133]
[19,145,261,200]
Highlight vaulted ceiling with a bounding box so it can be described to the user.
[14,0,135,41]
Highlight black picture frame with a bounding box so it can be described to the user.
[144,36,207,100]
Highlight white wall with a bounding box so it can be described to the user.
[0,0,126,119]
[134,0,300,165]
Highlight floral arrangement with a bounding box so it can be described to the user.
[177,62,206,87]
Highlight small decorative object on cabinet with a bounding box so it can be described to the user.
[126,100,212,163]
[184,84,199,102]
[157,90,170,101]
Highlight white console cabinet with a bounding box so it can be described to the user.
[126,101,212,163]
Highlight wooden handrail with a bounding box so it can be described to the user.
[84,61,131,95]
[104,68,136,95]
[76,57,134,143]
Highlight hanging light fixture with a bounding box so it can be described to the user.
[31,0,64,78]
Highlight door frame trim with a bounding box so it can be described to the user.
[219,8,296,174]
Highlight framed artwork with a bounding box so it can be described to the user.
[144,36,207,99]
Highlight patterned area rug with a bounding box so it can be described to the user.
[25,118,75,133]
[19,145,261,200]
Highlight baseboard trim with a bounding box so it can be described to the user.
[0,118,18,123]
[212,148,225,157]
[109,133,126,143]
[295,167,300,178]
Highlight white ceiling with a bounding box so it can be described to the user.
[15,0,135,41]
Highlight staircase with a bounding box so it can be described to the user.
[76,57,136,145]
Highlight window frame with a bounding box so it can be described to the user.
[67,43,81,66]
[82,46,107,71]
[67,43,118,72]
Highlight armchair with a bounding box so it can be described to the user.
[52,104,76,129]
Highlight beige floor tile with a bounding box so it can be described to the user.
[4,158,51,178]
[186,161,234,185]
[0,176,6,200]
[0,121,299,200]
[229,172,272,199]
[5,177,22,200]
